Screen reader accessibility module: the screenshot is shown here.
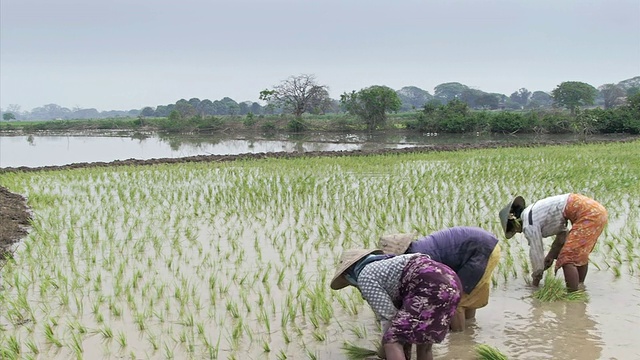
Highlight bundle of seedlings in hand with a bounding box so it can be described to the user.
[475,344,508,360]
[341,341,379,360]
[532,273,588,302]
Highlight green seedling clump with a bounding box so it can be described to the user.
[475,344,508,360]
[533,274,588,302]
[341,341,378,360]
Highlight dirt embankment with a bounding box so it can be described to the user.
[0,187,31,260]
[0,136,637,250]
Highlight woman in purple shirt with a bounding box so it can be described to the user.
[331,249,461,360]
[378,226,501,331]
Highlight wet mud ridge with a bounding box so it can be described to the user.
[0,186,31,259]
[0,136,637,249]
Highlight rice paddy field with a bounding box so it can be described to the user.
[1,140,639,360]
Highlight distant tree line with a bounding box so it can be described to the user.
[2,76,638,125]
[1,103,139,121]
[406,92,640,135]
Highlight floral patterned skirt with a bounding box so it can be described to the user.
[556,193,608,270]
[383,255,461,345]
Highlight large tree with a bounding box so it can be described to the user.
[434,82,468,103]
[509,88,531,108]
[305,87,334,114]
[551,81,598,114]
[396,86,433,111]
[598,84,626,109]
[528,91,553,109]
[2,112,16,121]
[197,99,215,115]
[140,107,155,117]
[340,85,402,131]
[259,74,329,118]
[174,99,196,119]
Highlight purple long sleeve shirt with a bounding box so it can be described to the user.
[407,226,498,294]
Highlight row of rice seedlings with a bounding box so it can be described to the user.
[0,140,638,358]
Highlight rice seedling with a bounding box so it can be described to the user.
[307,350,319,360]
[69,332,83,358]
[262,338,271,352]
[475,344,508,360]
[25,338,39,354]
[532,273,588,302]
[163,342,174,359]
[349,324,368,339]
[99,325,114,339]
[43,322,62,347]
[0,348,18,360]
[312,329,326,342]
[341,341,378,360]
[147,330,160,351]
[276,349,287,360]
[117,331,127,348]
[6,335,20,356]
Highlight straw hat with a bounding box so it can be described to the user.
[378,233,417,255]
[499,196,525,239]
[330,249,383,290]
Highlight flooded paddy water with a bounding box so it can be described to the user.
[0,137,639,359]
[0,131,627,168]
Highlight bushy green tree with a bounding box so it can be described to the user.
[2,112,16,121]
[168,110,180,122]
[622,92,640,133]
[434,82,468,103]
[340,85,402,131]
[140,107,155,117]
[510,88,531,108]
[408,99,476,133]
[528,91,553,109]
[551,81,598,114]
[396,86,433,111]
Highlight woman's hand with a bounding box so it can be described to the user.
[531,270,543,287]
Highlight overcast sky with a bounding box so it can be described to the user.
[1,0,639,112]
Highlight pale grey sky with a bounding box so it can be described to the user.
[1,0,639,112]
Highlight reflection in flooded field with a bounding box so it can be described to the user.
[0,141,639,359]
[443,273,640,359]
[1,131,629,168]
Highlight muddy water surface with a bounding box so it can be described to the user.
[442,272,640,360]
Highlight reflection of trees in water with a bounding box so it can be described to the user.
[131,132,150,141]
[156,133,224,152]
